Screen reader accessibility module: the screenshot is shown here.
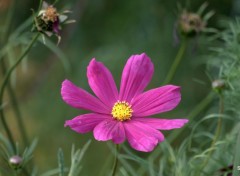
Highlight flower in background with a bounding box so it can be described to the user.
[33,1,75,44]
[212,79,226,94]
[178,11,206,37]
[176,2,215,38]
[61,53,188,152]
[9,155,23,170]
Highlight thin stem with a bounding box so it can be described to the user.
[0,108,15,152]
[111,144,119,176]
[8,85,29,146]
[163,39,187,85]
[168,92,214,143]
[187,92,215,120]
[1,60,29,146]
[0,33,40,153]
[199,93,224,175]
[0,33,40,102]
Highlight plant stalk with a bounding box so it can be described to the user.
[0,33,40,152]
[199,93,224,175]
[111,144,119,176]
[163,39,187,84]
[1,60,29,146]
[168,92,214,143]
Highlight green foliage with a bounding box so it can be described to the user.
[101,19,240,176]
[0,134,38,175]
[1,1,240,176]
[233,128,240,176]
[39,141,90,176]
[68,141,91,176]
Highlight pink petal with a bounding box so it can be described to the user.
[132,117,188,130]
[64,113,110,133]
[123,120,164,152]
[93,119,125,144]
[119,53,154,102]
[132,85,181,117]
[61,79,110,114]
[87,59,118,108]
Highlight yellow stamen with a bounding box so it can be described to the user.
[111,101,133,121]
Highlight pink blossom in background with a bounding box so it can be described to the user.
[61,53,188,152]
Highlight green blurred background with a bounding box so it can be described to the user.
[0,0,238,175]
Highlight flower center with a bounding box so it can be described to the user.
[111,101,133,121]
[44,6,58,22]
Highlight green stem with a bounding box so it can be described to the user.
[163,39,187,85]
[111,144,119,176]
[0,107,15,152]
[1,60,29,146]
[168,92,214,143]
[187,92,214,120]
[0,33,40,152]
[199,93,224,175]
[8,85,29,146]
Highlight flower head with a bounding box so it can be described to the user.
[33,1,75,44]
[178,11,206,37]
[176,3,215,38]
[61,53,188,152]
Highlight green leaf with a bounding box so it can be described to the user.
[40,168,68,176]
[68,140,91,176]
[58,148,65,176]
[197,2,208,16]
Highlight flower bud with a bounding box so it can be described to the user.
[9,155,23,170]
[178,11,205,37]
[212,79,225,93]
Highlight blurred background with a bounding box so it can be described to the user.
[0,0,239,175]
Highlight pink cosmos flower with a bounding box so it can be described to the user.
[61,53,188,152]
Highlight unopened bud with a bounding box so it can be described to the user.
[212,79,225,89]
[212,79,225,93]
[9,155,23,170]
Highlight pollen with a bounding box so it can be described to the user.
[44,6,58,22]
[111,101,133,121]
